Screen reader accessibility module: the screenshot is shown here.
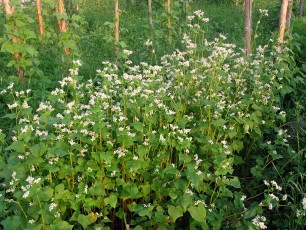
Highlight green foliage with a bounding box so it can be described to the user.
[292,17,306,64]
[0,5,39,78]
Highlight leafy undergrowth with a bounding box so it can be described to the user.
[0,10,305,230]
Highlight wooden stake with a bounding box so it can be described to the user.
[114,0,119,66]
[279,0,289,43]
[35,0,44,36]
[3,0,15,15]
[57,0,67,33]
[57,0,70,56]
[148,0,153,36]
[186,0,189,14]
[299,0,304,17]
[286,0,293,29]
[167,0,172,44]
[244,0,252,56]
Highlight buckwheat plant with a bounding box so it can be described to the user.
[0,10,300,230]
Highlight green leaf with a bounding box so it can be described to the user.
[1,41,14,54]
[25,45,36,57]
[1,216,22,230]
[77,214,94,229]
[1,113,17,119]
[69,211,80,222]
[219,186,233,198]
[104,194,117,208]
[5,141,25,153]
[38,186,54,202]
[132,122,143,132]
[188,204,206,223]
[30,143,48,157]
[228,129,237,139]
[119,41,127,48]
[168,205,183,222]
[137,146,149,157]
[0,156,5,170]
[50,221,73,230]
[178,194,193,212]
[24,223,42,230]
[228,177,241,188]
[54,184,65,196]
[125,160,142,172]
[26,156,44,165]
[244,207,257,220]
[251,104,262,110]
[89,182,106,196]
[231,141,243,152]
[212,119,226,127]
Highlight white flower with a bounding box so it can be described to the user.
[263,180,270,186]
[7,102,18,109]
[68,139,76,146]
[159,134,166,142]
[123,50,133,56]
[49,202,57,212]
[278,129,284,136]
[187,15,195,21]
[269,203,273,210]
[269,193,279,201]
[111,171,116,177]
[302,197,306,210]
[73,59,82,66]
[22,101,30,109]
[28,219,35,224]
[22,191,30,199]
[133,155,138,160]
[7,83,14,89]
[259,9,269,16]
[185,189,194,195]
[145,39,152,46]
[252,215,267,229]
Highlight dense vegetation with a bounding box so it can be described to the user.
[0,0,305,229]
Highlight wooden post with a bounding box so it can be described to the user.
[167,0,172,44]
[236,0,239,6]
[3,0,15,15]
[299,0,304,17]
[286,0,293,29]
[57,0,67,33]
[244,0,252,56]
[186,0,189,14]
[35,0,44,36]
[3,0,25,82]
[148,0,153,36]
[114,0,119,66]
[57,0,70,56]
[279,0,289,43]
